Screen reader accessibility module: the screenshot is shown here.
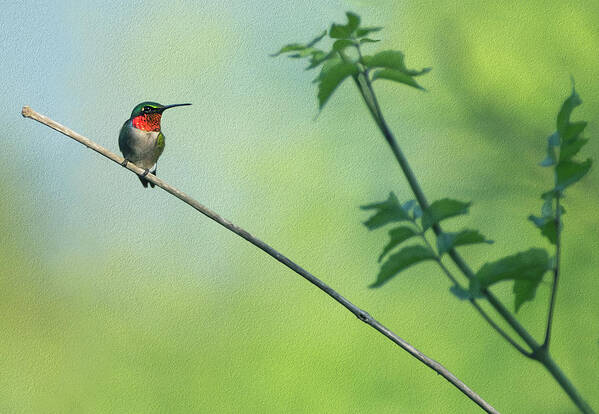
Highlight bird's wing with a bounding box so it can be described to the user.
[156,131,165,153]
[118,120,132,158]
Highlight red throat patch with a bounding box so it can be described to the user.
[132,113,162,131]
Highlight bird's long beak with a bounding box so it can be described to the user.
[158,103,192,113]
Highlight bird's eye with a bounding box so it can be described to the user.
[143,106,151,113]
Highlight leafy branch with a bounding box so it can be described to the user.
[274,12,594,413]
[20,106,499,414]
[531,86,591,349]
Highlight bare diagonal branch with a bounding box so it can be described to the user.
[21,105,499,414]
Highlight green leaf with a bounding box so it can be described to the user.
[362,50,430,77]
[400,200,423,220]
[316,61,359,109]
[362,50,408,71]
[553,88,589,163]
[513,280,540,312]
[360,193,411,230]
[346,12,361,33]
[378,226,420,262]
[474,248,551,311]
[333,39,356,52]
[305,50,335,70]
[562,120,587,142]
[541,192,554,215]
[330,24,351,39]
[557,87,582,137]
[271,43,308,57]
[548,130,561,146]
[540,132,559,167]
[330,12,361,39]
[555,159,592,190]
[538,86,593,191]
[307,30,327,47]
[528,192,565,245]
[404,67,433,77]
[421,199,471,231]
[402,200,417,212]
[365,51,430,90]
[541,87,588,166]
[313,57,341,82]
[356,27,382,37]
[528,215,557,245]
[359,38,380,44]
[371,245,435,287]
[371,69,425,90]
[476,248,550,287]
[412,205,423,220]
[272,30,326,57]
[288,47,323,58]
[436,229,492,256]
[559,136,588,163]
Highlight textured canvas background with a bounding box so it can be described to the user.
[1,1,598,412]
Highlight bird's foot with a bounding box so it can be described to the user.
[141,169,150,177]
[121,159,129,167]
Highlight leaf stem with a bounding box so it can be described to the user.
[543,195,562,349]
[21,106,500,414]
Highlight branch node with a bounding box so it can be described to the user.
[528,344,548,362]
[357,310,372,322]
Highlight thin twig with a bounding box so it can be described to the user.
[543,195,562,349]
[21,106,500,414]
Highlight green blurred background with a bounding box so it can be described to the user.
[1,1,598,412]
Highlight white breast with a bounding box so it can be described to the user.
[122,124,160,169]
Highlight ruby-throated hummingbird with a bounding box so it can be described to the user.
[119,101,191,188]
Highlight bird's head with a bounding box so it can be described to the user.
[130,101,191,131]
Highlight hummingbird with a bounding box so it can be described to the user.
[119,101,191,188]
